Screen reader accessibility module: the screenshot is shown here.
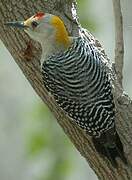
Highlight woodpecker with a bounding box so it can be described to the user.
[6,12,127,167]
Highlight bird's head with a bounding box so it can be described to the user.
[5,12,70,47]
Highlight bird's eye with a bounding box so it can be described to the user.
[31,21,38,28]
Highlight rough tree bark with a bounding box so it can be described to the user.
[0,0,132,179]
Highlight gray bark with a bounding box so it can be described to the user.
[0,0,132,179]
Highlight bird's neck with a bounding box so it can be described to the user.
[40,39,69,66]
[40,16,72,65]
[54,25,70,48]
[40,30,72,66]
[51,15,71,48]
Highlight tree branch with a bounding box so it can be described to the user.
[0,0,132,179]
[112,0,124,87]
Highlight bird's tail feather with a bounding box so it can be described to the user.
[92,128,127,167]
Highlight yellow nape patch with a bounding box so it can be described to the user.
[51,16,70,47]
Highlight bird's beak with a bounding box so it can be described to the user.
[5,19,31,29]
[5,21,27,29]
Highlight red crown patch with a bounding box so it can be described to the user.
[34,12,45,19]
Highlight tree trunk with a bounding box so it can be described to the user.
[0,0,132,179]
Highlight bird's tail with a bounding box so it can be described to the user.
[92,128,127,167]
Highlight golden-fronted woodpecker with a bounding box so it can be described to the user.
[6,12,127,167]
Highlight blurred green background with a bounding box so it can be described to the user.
[0,0,131,180]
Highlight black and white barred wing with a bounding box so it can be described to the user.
[42,37,115,136]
